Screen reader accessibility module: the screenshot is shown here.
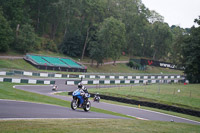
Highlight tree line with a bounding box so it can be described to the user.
[0,0,199,82]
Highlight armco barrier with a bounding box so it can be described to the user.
[0,70,184,81]
[68,92,200,117]
[0,77,55,85]
[66,79,184,85]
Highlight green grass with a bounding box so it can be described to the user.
[0,82,70,106]
[0,59,38,71]
[0,56,183,74]
[0,119,199,133]
[86,63,183,74]
[0,59,83,75]
[88,84,200,111]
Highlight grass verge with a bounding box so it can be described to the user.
[0,119,200,133]
[88,84,200,111]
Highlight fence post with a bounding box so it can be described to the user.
[157,88,160,94]
[173,88,176,95]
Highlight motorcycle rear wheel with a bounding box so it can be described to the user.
[83,101,91,112]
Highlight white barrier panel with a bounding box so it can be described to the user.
[174,80,178,83]
[79,75,85,78]
[82,81,88,84]
[136,76,140,79]
[0,78,3,82]
[40,73,48,77]
[144,76,148,79]
[151,76,155,79]
[90,75,95,79]
[135,80,139,83]
[128,76,132,79]
[104,80,110,84]
[119,76,124,79]
[125,80,130,84]
[55,74,62,78]
[44,81,50,84]
[177,75,180,78]
[28,80,37,84]
[158,76,162,79]
[110,76,115,79]
[93,80,99,84]
[67,81,75,85]
[12,79,21,83]
[164,76,168,79]
[0,72,6,75]
[115,80,120,84]
[167,80,171,83]
[143,80,148,83]
[152,80,156,83]
[171,76,175,79]
[100,76,105,79]
[24,72,32,76]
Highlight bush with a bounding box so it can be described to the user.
[127,61,140,69]
[40,38,58,52]
[127,61,134,67]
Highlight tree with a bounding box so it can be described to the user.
[0,8,13,52]
[169,25,188,64]
[98,17,126,65]
[151,22,172,60]
[88,40,105,67]
[0,0,28,29]
[148,10,164,24]
[181,17,200,83]
[80,0,106,60]
[15,23,40,53]
[59,34,84,57]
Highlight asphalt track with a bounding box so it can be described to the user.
[9,84,200,125]
[0,99,125,119]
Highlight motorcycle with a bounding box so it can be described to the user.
[71,89,91,112]
[93,95,100,103]
[52,85,58,91]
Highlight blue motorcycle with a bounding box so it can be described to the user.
[71,89,91,112]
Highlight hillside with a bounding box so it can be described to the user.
[0,55,183,74]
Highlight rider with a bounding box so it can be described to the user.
[94,93,100,101]
[77,82,89,107]
[52,84,58,91]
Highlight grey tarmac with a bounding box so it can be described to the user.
[0,99,126,119]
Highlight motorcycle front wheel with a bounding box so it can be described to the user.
[71,99,78,110]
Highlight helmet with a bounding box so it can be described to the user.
[78,82,82,89]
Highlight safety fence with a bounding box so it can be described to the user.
[66,79,184,85]
[0,70,184,80]
[68,92,199,117]
[0,77,55,84]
